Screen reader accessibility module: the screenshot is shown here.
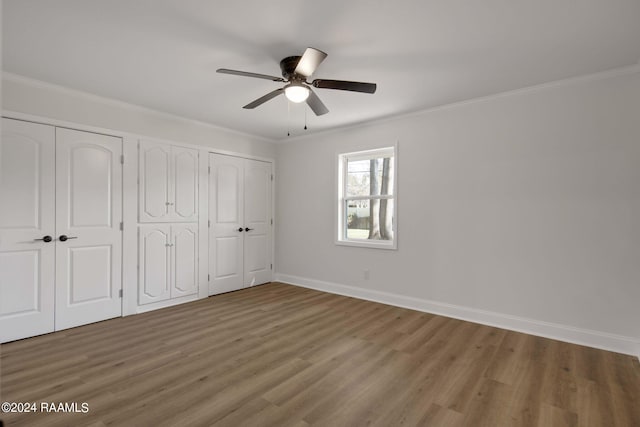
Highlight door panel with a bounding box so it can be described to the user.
[70,146,113,227]
[139,226,171,304]
[215,237,240,277]
[243,159,272,286]
[68,246,112,304]
[245,163,268,224]
[0,118,55,343]
[245,234,268,274]
[173,146,198,221]
[139,140,170,221]
[209,154,244,295]
[216,164,241,222]
[172,224,198,298]
[55,128,122,330]
[0,251,40,313]
[0,125,48,229]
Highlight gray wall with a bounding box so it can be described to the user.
[275,70,640,350]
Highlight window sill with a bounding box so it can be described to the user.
[335,239,397,250]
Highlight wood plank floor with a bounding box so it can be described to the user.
[1,282,639,426]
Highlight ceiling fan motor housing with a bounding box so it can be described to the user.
[280,56,304,80]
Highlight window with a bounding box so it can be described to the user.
[337,145,397,249]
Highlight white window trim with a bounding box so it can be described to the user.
[336,143,398,250]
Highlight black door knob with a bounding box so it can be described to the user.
[58,235,78,242]
[35,235,53,242]
[245,228,254,232]
[237,227,244,232]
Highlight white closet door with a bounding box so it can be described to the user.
[138,225,171,304]
[172,146,198,222]
[243,159,272,287]
[171,224,198,298]
[0,119,56,343]
[209,153,244,295]
[139,140,171,222]
[54,128,123,330]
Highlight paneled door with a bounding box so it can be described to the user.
[209,154,272,296]
[209,154,245,294]
[139,140,171,222]
[138,225,171,305]
[172,146,198,222]
[138,223,197,305]
[171,223,198,298]
[139,139,198,222]
[54,128,123,331]
[0,118,56,342]
[243,159,272,287]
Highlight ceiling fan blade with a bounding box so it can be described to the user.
[306,89,329,116]
[243,88,284,109]
[312,79,377,94]
[217,68,285,82]
[294,47,328,77]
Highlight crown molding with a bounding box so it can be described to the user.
[282,63,640,144]
[5,62,639,145]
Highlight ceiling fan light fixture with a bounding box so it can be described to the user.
[218,47,376,115]
[284,83,309,103]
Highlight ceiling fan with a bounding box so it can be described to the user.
[217,47,377,116]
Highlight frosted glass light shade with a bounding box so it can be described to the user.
[284,84,310,103]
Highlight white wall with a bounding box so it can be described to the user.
[275,69,640,354]
[2,74,276,158]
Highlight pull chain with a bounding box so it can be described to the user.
[304,104,308,130]
[287,100,291,136]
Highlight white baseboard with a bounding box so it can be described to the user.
[275,273,640,358]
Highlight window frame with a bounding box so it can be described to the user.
[336,143,398,250]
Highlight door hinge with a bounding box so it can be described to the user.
[208,166,211,174]
[270,218,273,225]
[119,289,123,298]
[208,219,211,228]
[271,174,274,181]
[208,274,210,282]
[120,155,124,164]
[119,222,123,231]
[270,263,273,270]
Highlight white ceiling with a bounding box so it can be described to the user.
[3,0,640,141]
